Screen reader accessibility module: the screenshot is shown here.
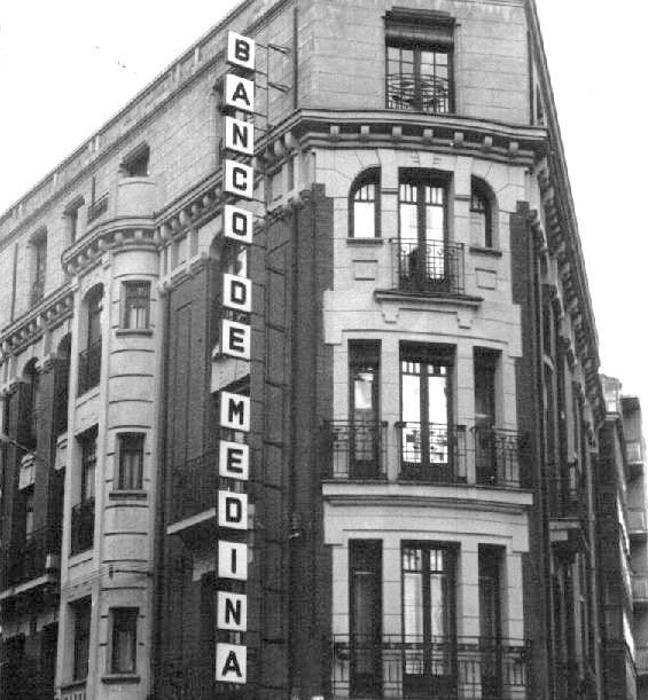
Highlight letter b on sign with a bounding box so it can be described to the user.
[227,31,255,71]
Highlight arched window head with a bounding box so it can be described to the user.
[349,169,380,239]
[470,178,494,249]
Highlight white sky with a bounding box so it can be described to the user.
[0,1,646,413]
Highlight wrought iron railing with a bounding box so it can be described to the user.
[323,421,388,480]
[326,635,529,699]
[387,72,451,114]
[87,195,108,224]
[70,499,95,555]
[472,427,525,488]
[5,525,61,587]
[60,681,87,700]
[169,452,219,524]
[394,239,465,296]
[396,422,467,483]
[78,339,101,395]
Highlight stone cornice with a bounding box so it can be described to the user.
[0,285,74,360]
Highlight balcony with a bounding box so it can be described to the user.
[70,499,94,555]
[4,525,61,589]
[78,339,101,395]
[627,440,644,479]
[387,72,451,114]
[472,427,525,488]
[628,507,648,538]
[396,422,467,483]
[323,421,388,480]
[326,635,530,699]
[393,239,465,296]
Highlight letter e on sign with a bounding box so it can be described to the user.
[216,643,247,684]
[218,490,248,530]
[221,319,250,360]
[218,541,248,580]
[219,440,249,481]
[217,591,248,632]
[223,273,252,313]
[225,160,254,200]
[227,31,255,71]
[224,74,255,114]
[219,391,250,432]
[224,205,253,245]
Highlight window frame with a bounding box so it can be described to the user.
[349,169,381,239]
[120,143,150,177]
[117,433,145,491]
[80,428,97,503]
[109,607,138,675]
[72,598,92,681]
[121,281,151,331]
[470,179,494,249]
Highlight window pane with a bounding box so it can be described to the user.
[112,609,137,673]
[353,201,376,238]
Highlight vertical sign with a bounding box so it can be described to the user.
[216,29,256,689]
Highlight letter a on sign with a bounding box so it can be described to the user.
[224,74,255,114]
[216,643,247,684]
[227,31,255,71]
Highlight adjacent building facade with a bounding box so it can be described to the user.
[0,1,641,699]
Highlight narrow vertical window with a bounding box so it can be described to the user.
[470,179,493,248]
[111,608,138,674]
[30,229,47,306]
[117,433,144,490]
[479,546,503,698]
[81,430,97,502]
[350,170,380,239]
[72,598,91,680]
[79,285,103,395]
[122,281,151,330]
[24,487,34,540]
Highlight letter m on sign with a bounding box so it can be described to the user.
[219,391,250,432]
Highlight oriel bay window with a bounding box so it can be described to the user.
[386,8,454,114]
[397,172,463,295]
[399,343,463,482]
[402,543,457,698]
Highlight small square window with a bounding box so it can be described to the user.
[121,144,150,177]
[117,433,144,490]
[122,282,151,330]
[110,608,138,674]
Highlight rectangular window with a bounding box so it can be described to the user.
[122,281,151,330]
[349,540,382,696]
[110,608,138,674]
[479,546,503,698]
[64,197,84,244]
[80,430,97,502]
[72,598,91,681]
[402,542,456,697]
[399,343,459,482]
[117,433,144,490]
[24,487,34,540]
[386,9,454,114]
[474,349,499,485]
[121,144,149,177]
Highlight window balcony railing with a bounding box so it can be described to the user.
[471,427,525,488]
[5,525,61,588]
[60,681,87,700]
[396,422,467,483]
[394,239,465,296]
[87,195,109,224]
[387,72,451,114]
[323,420,388,480]
[70,499,95,555]
[169,452,219,524]
[326,635,530,699]
[633,573,648,606]
[627,440,643,464]
[78,339,101,395]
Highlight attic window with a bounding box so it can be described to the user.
[120,144,150,177]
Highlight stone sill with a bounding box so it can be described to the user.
[108,490,148,501]
[469,245,502,258]
[102,673,141,685]
[346,237,384,246]
[115,328,154,337]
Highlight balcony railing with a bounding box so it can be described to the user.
[397,422,467,483]
[387,72,451,114]
[394,239,465,296]
[70,499,95,555]
[627,440,643,464]
[472,427,525,488]
[78,339,101,395]
[633,574,648,605]
[61,681,87,700]
[323,421,388,480]
[170,452,219,524]
[5,525,61,588]
[87,195,108,224]
[326,635,529,699]
[549,463,583,520]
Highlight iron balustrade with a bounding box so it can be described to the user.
[472,427,525,488]
[394,239,465,296]
[323,420,388,480]
[397,422,467,483]
[87,195,108,223]
[326,634,530,699]
[70,499,95,555]
[6,525,61,587]
[387,72,451,114]
[78,340,101,395]
[549,462,583,519]
[170,452,219,524]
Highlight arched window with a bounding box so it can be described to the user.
[30,228,47,306]
[470,178,494,249]
[349,170,380,239]
[79,285,103,395]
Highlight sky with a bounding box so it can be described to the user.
[0,0,646,415]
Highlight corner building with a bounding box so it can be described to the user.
[0,1,621,699]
